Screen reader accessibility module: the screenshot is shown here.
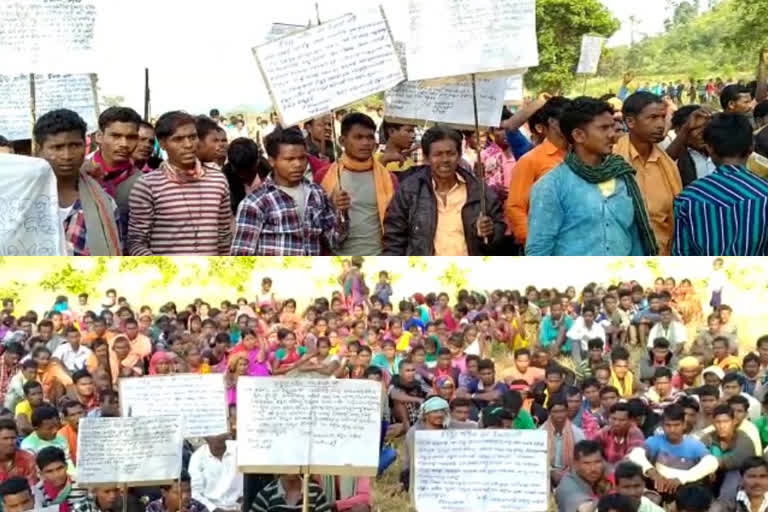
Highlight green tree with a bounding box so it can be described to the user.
[526,0,620,93]
[732,0,768,53]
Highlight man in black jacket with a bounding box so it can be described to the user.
[382,126,505,255]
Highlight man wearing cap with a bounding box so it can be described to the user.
[672,357,702,390]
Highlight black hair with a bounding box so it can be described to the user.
[712,403,733,418]
[741,456,768,475]
[755,101,768,120]
[671,105,701,130]
[703,113,753,159]
[744,352,761,367]
[652,367,673,383]
[340,113,376,136]
[727,394,750,410]
[35,446,66,471]
[139,120,154,131]
[537,97,572,126]
[662,403,685,422]
[675,484,713,512]
[565,386,582,398]
[609,402,630,415]
[610,346,629,363]
[209,109,220,118]
[597,494,635,512]
[559,98,614,145]
[223,137,270,214]
[696,384,720,399]
[3,342,24,357]
[501,390,523,415]
[0,419,17,434]
[33,109,88,146]
[31,406,58,428]
[155,111,196,140]
[573,439,602,460]
[161,470,191,489]
[548,395,568,411]
[0,135,11,148]
[60,399,83,416]
[421,125,463,158]
[587,338,604,350]
[363,366,384,379]
[600,385,619,398]
[626,398,647,419]
[545,365,563,378]
[195,116,221,139]
[0,476,30,497]
[677,395,700,412]
[477,359,495,372]
[652,337,671,349]
[720,84,752,110]
[264,127,306,159]
[622,92,663,117]
[72,369,92,384]
[722,372,742,387]
[23,380,42,396]
[21,360,37,370]
[98,106,142,132]
[581,377,600,391]
[450,397,472,410]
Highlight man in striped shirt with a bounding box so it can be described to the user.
[128,111,232,255]
[673,113,768,256]
[250,475,330,512]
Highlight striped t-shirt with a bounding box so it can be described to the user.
[127,169,232,255]
[250,479,330,512]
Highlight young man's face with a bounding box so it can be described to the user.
[589,347,603,362]
[616,475,645,509]
[451,405,470,423]
[479,368,495,386]
[515,354,530,372]
[76,377,94,398]
[269,143,307,186]
[663,417,685,443]
[27,386,44,406]
[39,131,86,180]
[341,124,376,161]
[683,407,698,432]
[626,102,666,144]
[2,490,34,512]
[160,123,198,169]
[604,297,617,313]
[612,359,629,379]
[601,392,619,411]
[648,298,661,311]
[65,404,85,429]
[426,139,460,181]
[545,373,562,393]
[163,481,191,512]
[566,393,582,418]
[700,395,717,415]
[743,465,768,498]
[713,342,728,360]
[713,412,735,439]
[619,295,632,310]
[100,121,139,165]
[37,418,60,441]
[133,125,155,162]
[660,310,672,326]
[583,385,600,406]
[651,346,669,361]
[654,376,671,397]
[722,380,741,399]
[731,403,748,425]
[574,451,604,485]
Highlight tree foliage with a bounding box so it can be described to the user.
[526,0,620,93]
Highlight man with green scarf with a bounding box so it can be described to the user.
[526,98,658,256]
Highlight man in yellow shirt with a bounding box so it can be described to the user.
[14,381,45,437]
[376,120,416,172]
[614,92,682,255]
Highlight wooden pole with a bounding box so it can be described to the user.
[144,68,150,122]
[315,2,321,26]
[301,469,310,512]
[470,73,486,217]
[582,75,588,95]
[122,484,128,512]
[29,74,36,156]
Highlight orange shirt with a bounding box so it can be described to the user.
[614,135,682,255]
[58,423,78,464]
[38,363,73,401]
[107,332,151,368]
[505,139,566,244]
[433,174,469,256]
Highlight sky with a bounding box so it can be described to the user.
[91,0,672,115]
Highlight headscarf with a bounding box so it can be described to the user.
[420,396,449,426]
[702,365,725,381]
[679,356,700,370]
[434,375,456,397]
[148,351,172,375]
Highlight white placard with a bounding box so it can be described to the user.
[254,7,405,127]
[0,0,98,73]
[0,74,99,141]
[406,0,539,82]
[237,378,381,475]
[414,429,549,512]
[0,155,66,256]
[265,23,306,43]
[504,75,524,104]
[119,374,228,438]
[385,42,507,127]
[576,35,605,75]
[77,416,183,486]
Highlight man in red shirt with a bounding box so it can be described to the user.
[592,402,645,470]
[0,420,37,486]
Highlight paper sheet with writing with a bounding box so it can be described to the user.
[0,0,98,72]
[0,74,99,141]
[265,23,306,43]
[254,7,404,127]
[576,35,606,74]
[504,74,524,103]
[0,155,67,256]
[414,429,548,512]
[406,0,539,82]
[77,416,183,486]
[119,374,228,438]
[385,42,506,127]
[237,378,381,475]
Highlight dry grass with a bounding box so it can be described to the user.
[372,441,414,512]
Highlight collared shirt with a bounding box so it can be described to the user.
[672,164,768,256]
[506,138,566,243]
[593,425,645,464]
[61,197,121,256]
[188,441,243,511]
[567,317,606,351]
[231,176,346,256]
[689,149,716,180]
[647,321,687,350]
[527,162,646,256]
[432,174,469,256]
[737,490,768,512]
[37,363,73,402]
[539,314,575,348]
[614,135,682,255]
[250,478,330,512]
[52,343,92,372]
[21,433,76,475]
[147,497,208,512]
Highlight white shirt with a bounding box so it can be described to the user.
[52,343,92,372]
[647,321,687,349]
[689,148,716,179]
[567,317,606,351]
[189,440,243,511]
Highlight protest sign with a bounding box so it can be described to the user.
[0,155,67,256]
[77,416,183,487]
[384,42,507,127]
[237,378,381,476]
[0,0,98,73]
[504,74,525,104]
[119,374,228,438]
[265,22,307,43]
[577,35,606,74]
[413,429,548,512]
[254,7,404,127]
[0,74,99,141]
[406,0,539,82]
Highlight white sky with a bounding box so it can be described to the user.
[93,0,672,115]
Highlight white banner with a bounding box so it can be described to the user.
[576,35,606,75]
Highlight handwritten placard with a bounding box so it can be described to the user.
[0,0,98,73]
[77,416,183,486]
[254,7,404,127]
[119,373,228,438]
[406,0,539,82]
[504,75,524,104]
[237,378,381,476]
[385,42,507,127]
[265,23,306,43]
[0,75,32,141]
[0,155,67,256]
[414,429,548,512]
[577,36,606,75]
